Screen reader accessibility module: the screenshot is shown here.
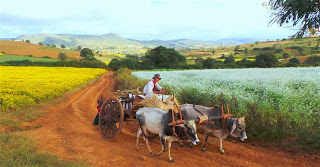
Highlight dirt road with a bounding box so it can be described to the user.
[25,71,320,167]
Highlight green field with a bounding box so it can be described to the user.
[0,54,60,63]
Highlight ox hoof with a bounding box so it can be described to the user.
[189,144,193,148]
[136,148,140,152]
[179,143,185,147]
[202,148,206,152]
[169,159,175,163]
[149,153,154,158]
[220,150,226,155]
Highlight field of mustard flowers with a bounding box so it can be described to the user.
[0,66,105,110]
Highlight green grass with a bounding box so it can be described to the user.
[0,133,87,167]
[0,107,47,132]
[0,54,60,63]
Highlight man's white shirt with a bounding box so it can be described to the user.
[143,79,163,98]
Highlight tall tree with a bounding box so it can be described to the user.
[268,0,320,37]
[80,48,96,60]
[144,46,186,68]
[255,52,279,68]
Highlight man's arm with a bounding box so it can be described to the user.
[155,83,165,94]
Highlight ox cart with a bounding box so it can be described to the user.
[97,92,176,141]
[96,92,231,141]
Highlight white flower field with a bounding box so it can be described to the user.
[133,67,320,137]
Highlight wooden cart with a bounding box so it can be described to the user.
[97,93,146,141]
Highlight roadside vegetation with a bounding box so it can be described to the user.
[0,133,86,167]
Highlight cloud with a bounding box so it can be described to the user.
[0,12,54,26]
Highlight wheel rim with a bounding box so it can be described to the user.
[99,97,124,141]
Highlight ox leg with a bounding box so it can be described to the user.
[168,139,174,163]
[219,138,225,155]
[188,139,193,148]
[145,138,154,157]
[155,135,166,156]
[202,132,209,152]
[178,139,184,147]
[136,128,142,152]
[141,126,154,157]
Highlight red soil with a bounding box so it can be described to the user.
[0,40,80,59]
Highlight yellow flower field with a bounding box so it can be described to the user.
[0,66,106,110]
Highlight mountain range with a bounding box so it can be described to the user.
[14,33,258,50]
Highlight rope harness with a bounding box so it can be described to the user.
[221,103,232,129]
[168,96,185,138]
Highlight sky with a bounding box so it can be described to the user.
[0,0,299,41]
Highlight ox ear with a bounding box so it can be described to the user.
[230,120,236,134]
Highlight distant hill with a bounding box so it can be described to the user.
[215,38,258,45]
[15,33,225,50]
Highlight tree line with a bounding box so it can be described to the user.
[108,46,320,70]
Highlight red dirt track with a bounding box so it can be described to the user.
[25,72,320,167]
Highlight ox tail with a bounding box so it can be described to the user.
[193,104,204,116]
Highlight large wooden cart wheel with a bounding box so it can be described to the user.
[99,97,124,141]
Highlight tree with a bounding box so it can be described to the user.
[80,48,95,60]
[144,46,186,68]
[297,47,311,56]
[255,52,279,68]
[61,44,66,48]
[26,40,30,43]
[282,53,290,60]
[202,58,216,69]
[39,42,43,45]
[52,44,56,47]
[244,48,250,56]
[77,45,82,50]
[195,57,204,65]
[58,53,68,61]
[234,45,241,51]
[224,54,235,64]
[212,50,216,57]
[268,0,320,37]
[273,43,281,49]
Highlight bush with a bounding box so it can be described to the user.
[115,68,146,91]
[282,53,290,59]
[262,47,272,50]
[255,52,279,68]
[224,54,235,64]
[202,58,216,69]
[108,58,141,71]
[275,48,284,53]
[289,58,300,64]
[58,53,68,61]
[298,47,311,56]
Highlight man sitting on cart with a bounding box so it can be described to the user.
[143,73,165,98]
